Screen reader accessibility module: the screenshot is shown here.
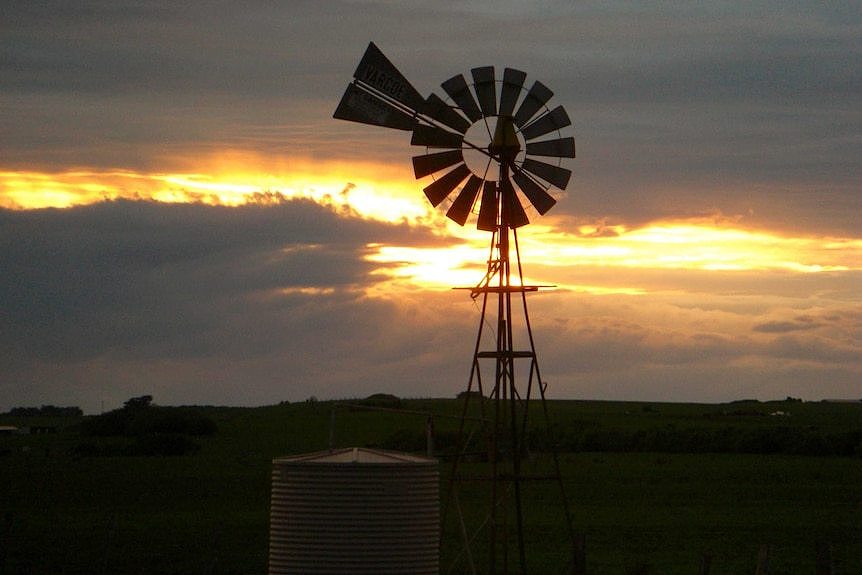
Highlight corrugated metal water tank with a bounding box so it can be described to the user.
[268,447,439,575]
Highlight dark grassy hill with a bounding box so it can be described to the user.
[1,398,860,573]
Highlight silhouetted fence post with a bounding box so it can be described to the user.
[627,562,650,575]
[755,545,769,575]
[698,553,712,575]
[426,416,434,457]
[570,532,586,575]
[816,541,833,575]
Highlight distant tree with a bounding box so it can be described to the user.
[41,405,83,417]
[123,395,153,410]
[81,401,216,440]
[362,393,401,407]
[127,433,200,456]
[80,409,128,436]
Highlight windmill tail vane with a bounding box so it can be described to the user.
[333,42,577,575]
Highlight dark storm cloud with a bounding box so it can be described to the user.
[0,197,478,411]
[3,2,290,97]
[753,318,821,334]
[0,198,432,370]
[4,1,858,232]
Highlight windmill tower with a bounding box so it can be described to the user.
[334,42,577,574]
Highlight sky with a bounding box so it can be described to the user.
[1,1,860,413]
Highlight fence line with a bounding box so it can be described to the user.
[566,537,835,575]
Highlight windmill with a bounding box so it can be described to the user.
[334,42,577,574]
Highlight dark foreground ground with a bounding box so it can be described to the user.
[2,397,861,574]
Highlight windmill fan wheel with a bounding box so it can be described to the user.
[410,66,575,231]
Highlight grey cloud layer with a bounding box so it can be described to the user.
[0,199,474,411]
[0,199,422,366]
[1,199,858,411]
[531,291,861,402]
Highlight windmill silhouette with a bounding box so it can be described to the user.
[334,42,577,574]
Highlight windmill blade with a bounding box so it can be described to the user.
[512,169,556,215]
[412,150,464,179]
[513,81,553,127]
[446,175,483,225]
[499,68,527,118]
[525,136,575,158]
[476,180,498,231]
[502,178,530,228]
[471,66,497,117]
[422,93,470,134]
[411,124,464,148]
[333,83,417,131]
[520,106,571,140]
[352,42,425,112]
[423,164,471,207]
[522,158,572,189]
[441,74,483,122]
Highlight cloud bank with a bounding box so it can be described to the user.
[2,2,860,411]
[3,199,859,412]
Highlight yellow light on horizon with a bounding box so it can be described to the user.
[366,244,487,289]
[0,162,437,225]
[516,221,858,276]
[3,165,861,297]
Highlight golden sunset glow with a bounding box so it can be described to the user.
[519,222,862,274]
[4,164,862,297]
[367,244,486,288]
[368,222,862,291]
[0,157,435,225]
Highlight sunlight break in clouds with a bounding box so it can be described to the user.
[3,164,861,296]
[520,222,862,275]
[0,157,434,226]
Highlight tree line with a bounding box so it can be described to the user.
[6,405,83,417]
[76,395,217,456]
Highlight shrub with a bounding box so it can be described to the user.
[81,406,216,438]
[78,400,215,457]
[127,433,200,456]
[377,428,426,452]
[360,393,401,408]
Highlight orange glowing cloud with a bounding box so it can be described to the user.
[0,153,436,225]
[3,158,861,298]
[368,219,862,292]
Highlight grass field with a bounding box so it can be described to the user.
[2,398,861,574]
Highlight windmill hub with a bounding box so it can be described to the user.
[488,115,521,163]
[462,117,525,178]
